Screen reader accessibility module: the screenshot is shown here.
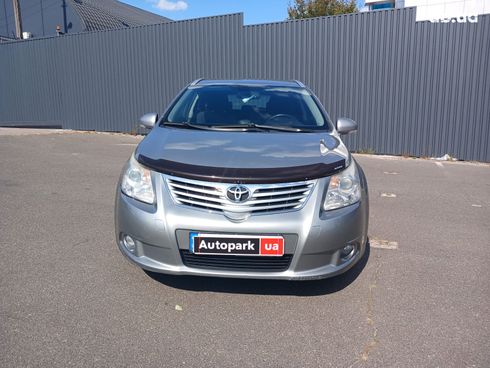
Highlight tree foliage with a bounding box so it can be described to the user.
[287,0,357,19]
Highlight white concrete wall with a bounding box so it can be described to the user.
[405,0,490,21]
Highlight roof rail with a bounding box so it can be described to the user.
[293,80,305,88]
[190,78,204,86]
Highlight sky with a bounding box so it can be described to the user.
[120,0,365,25]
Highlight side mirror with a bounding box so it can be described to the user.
[139,113,158,129]
[337,117,358,135]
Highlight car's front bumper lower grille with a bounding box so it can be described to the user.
[180,250,293,272]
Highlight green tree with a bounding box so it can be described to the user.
[287,0,357,19]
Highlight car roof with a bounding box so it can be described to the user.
[194,79,304,88]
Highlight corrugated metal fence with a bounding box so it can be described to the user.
[1,9,489,161]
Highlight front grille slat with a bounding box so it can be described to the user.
[236,201,302,212]
[168,182,222,197]
[166,175,315,216]
[253,186,312,197]
[245,193,307,205]
[177,197,226,211]
[171,189,225,204]
[180,250,293,272]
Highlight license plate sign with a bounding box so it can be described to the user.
[190,233,284,256]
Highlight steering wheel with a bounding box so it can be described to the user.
[267,114,297,123]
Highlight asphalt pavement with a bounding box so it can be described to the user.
[0,129,489,368]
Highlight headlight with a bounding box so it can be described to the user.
[121,155,155,204]
[323,162,361,211]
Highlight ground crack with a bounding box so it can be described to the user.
[347,253,382,367]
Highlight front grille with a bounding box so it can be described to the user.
[180,250,293,272]
[166,175,315,215]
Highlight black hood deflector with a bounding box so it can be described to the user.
[137,155,345,184]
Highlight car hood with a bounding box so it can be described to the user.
[135,126,349,183]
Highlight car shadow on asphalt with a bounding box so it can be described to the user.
[145,243,370,296]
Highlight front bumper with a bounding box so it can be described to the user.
[114,167,369,280]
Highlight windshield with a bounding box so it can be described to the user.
[164,85,330,131]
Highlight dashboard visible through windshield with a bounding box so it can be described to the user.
[164,85,330,131]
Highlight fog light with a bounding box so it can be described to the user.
[122,235,136,253]
[340,244,356,260]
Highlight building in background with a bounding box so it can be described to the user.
[363,0,490,21]
[363,0,405,11]
[0,0,171,40]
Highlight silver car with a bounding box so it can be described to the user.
[115,79,369,280]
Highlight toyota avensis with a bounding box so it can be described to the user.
[115,79,369,280]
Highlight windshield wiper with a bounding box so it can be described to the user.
[211,123,312,132]
[252,123,310,132]
[162,121,216,131]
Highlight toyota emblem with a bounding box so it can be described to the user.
[226,185,251,203]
